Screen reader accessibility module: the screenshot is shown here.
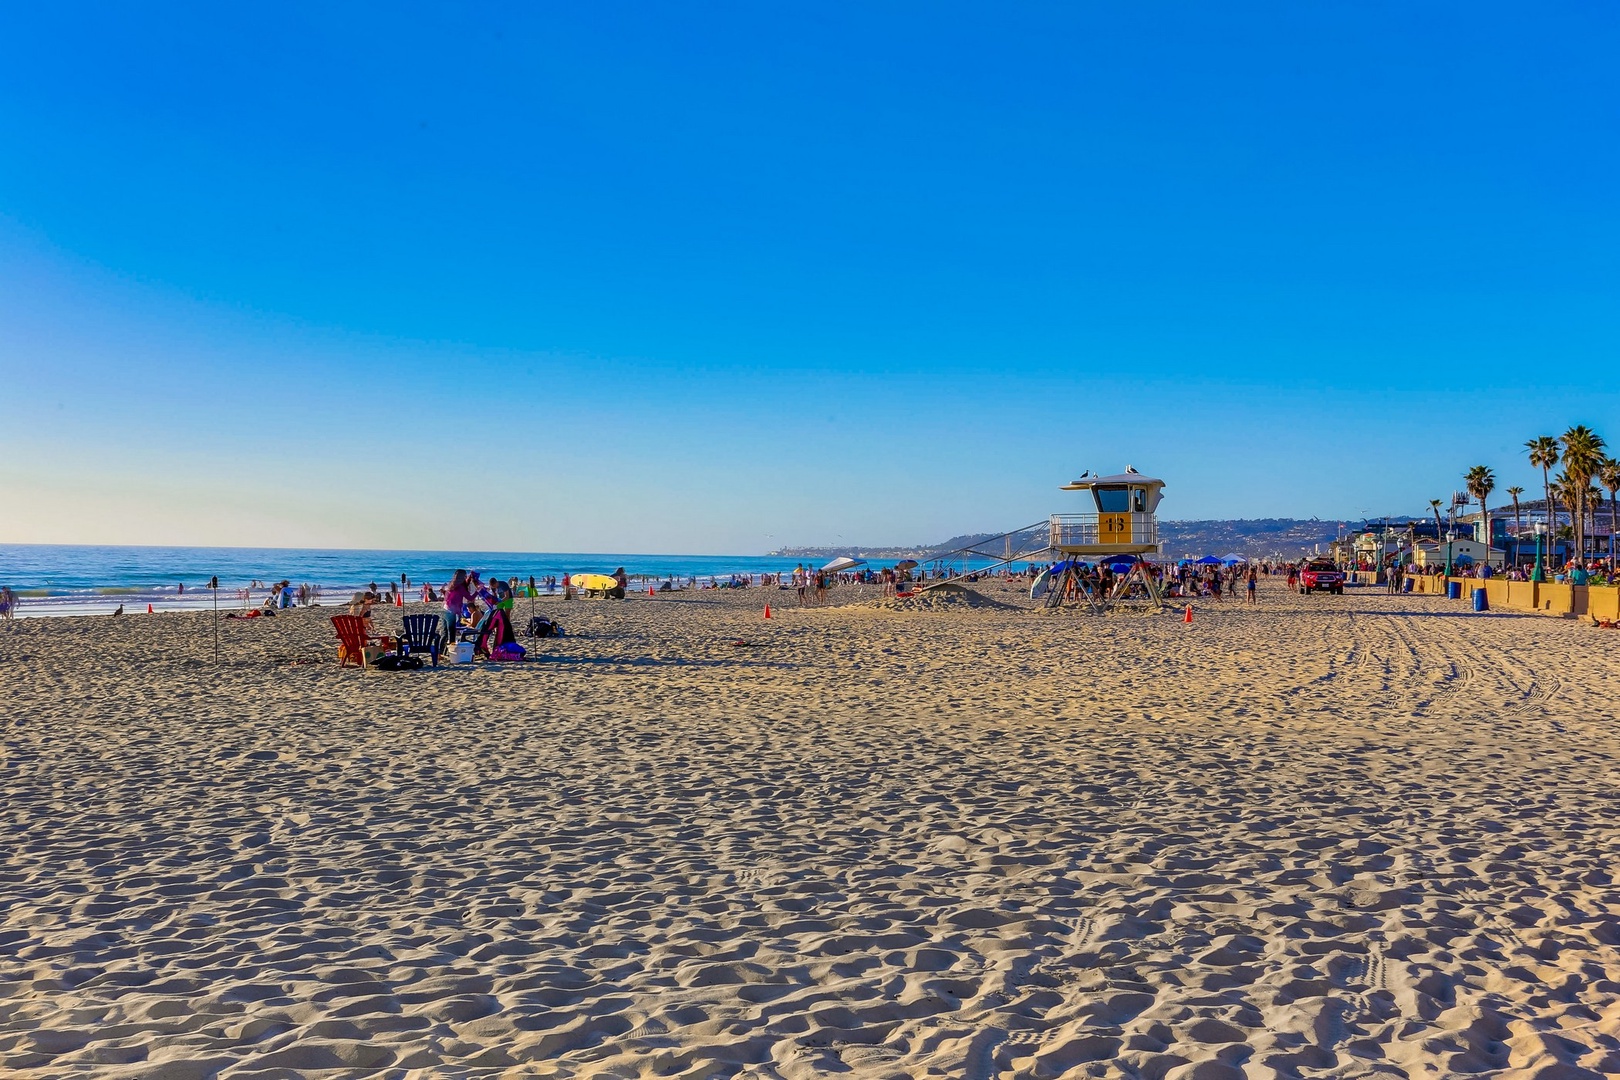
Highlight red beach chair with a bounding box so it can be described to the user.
[331,615,382,670]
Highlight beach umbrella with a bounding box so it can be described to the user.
[894,559,918,571]
[821,556,867,573]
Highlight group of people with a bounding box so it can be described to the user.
[790,565,831,606]
[440,569,520,654]
[1168,562,1258,602]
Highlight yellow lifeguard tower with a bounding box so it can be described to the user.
[1043,467,1167,610]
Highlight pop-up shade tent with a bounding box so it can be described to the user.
[1220,553,1246,565]
[1195,555,1222,566]
[821,556,867,573]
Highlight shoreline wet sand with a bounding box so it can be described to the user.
[2,582,1618,1077]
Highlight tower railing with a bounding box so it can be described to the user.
[1049,513,1159,550]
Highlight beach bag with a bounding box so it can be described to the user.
[527,615,560,637]
[491,643,525,663]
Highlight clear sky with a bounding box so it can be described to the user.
[2,4,1616,552]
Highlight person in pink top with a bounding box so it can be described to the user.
[442,569,470,645]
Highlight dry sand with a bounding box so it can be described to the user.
[2,580,1619,1078]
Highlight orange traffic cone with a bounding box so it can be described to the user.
[1183,604,1193,623]
[763,603,772,619]
[147,603,154,614]
[648,586,655,596]
[395,591,403,607]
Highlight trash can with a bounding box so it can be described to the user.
[1446,580,1463,600]
[1472,587,1488,612]
[1401,578,1414,593]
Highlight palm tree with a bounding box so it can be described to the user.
[1552,473,1579,565]
[1464,466,1495,567]
[1506,486,1524,568]
[1600,459,1620,568]
[1560,426,1605,562]
[1527,435,1560,543]
[1428,499,1444,568]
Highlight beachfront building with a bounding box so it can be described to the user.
[1459,502,1607,566]
[1411,537,1504,570]
[1344,521,1475,569]
[1348,529,1404,567]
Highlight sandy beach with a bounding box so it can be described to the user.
[2,581,1619,1078]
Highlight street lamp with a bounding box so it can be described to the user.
[1532,522,1547,583]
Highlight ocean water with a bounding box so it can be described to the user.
[0,545,811,617]
[0,544,1012,617]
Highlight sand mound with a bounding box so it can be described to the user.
[864,582,1025,612]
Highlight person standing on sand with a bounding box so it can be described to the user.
[443,569,470,643]
[1246,566,1258,603]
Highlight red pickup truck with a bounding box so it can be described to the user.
[1298,561,1345,595]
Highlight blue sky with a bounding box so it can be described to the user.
[1,4,1616,552]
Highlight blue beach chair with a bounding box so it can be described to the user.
[399,613,444,667]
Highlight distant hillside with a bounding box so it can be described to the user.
[770,517,1381,561]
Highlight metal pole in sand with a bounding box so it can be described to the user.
[210,576,219,664]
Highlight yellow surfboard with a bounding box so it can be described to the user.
[572,573,620,593]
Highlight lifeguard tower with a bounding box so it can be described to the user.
[1044,467,1167,611]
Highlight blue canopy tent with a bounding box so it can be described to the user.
[1195,555,1222,566]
